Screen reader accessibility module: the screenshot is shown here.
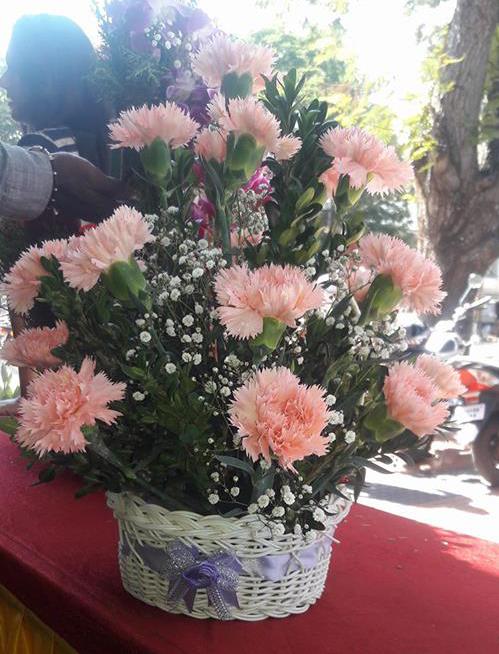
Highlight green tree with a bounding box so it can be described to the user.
[409,0,499,314]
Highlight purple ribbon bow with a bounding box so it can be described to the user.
[124,538,243,619]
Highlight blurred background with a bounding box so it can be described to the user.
[1,0,498,543]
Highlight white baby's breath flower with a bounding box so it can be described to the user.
[126,349,135,360]
[272,506,285,518]
[248,503,258,514]
[182,315,194,327]
[313,508,326,522]
[230,487,240,497]
[192,333,203,343]
[135,318,146,327]
[210,472,220,482]
[140,331,152,343]
[257,494,270,509]
[165,363,177,374]
[326,394,336,406]
[208,493,220,505]
[170,289,181,301]
[167,206,179,215]
[192,268,204,279]
[194,304,204,315]
[272,523,285,536]
[182,353,192,363]
[345,430,356,444]
[283,492,295,506]
[198,239,209,250]
[193,354,202,365]
[133,391,145,401]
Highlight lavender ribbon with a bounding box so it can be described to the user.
[123,538,243,619]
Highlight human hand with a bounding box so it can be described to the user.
[0,397,20,417]
[50,153,131,222]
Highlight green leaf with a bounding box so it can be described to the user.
[0,416,19,436]
[214,455,255,476]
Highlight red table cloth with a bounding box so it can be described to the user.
[1,434,498,654]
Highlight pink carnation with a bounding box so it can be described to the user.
[0,321,69,369]
[194,128,227,162]
[1,239,70,315]
[61,205,154,291]
[358,233,445,314]
[319,166,341,198]
[191,34,275,92]
[229,367,330,470]
[230,229,263,249]
[383,361,449,437]
[348,266,373,303]
[319,127,413,195]
[214,263,324,339]
[273,135,302,161]
[17,357,126,455]
[109,102,199,151]
[215,96,281,152]
[415,355,465,400]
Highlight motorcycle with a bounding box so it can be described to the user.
[449,358,499,486]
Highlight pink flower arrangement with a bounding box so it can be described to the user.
[1,239,71,314]
[319,127,413,195]
[383,361,449,437]
[61,205,154,291]
[213,96,281,152]
[191,34,275,92]
[415,355,465,399]
[16,357,126,455]
[0,321,69,369]
[109,102,199,150]
[358,233,445,314]
[229,367,330,470]
[243,166,273,203]
[273,134,302,161]
[194,128,227,162]
[214,263,324,339]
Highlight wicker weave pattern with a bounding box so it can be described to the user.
[107,492,352,621]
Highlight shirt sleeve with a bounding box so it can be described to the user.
[0,142,53,221]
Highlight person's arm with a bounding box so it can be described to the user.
[0,142,53,221]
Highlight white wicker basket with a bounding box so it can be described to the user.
[107,492,352,621]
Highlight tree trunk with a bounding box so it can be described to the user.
[415,0,499,317]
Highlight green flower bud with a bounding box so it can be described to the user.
[140,137,172,182]
[364,404,404,442]
[251,316,286,351]
[221,71,253,99]
[359,274,403,324]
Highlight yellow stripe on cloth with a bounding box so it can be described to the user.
[0,585,76,654]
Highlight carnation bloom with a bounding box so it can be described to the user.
[16,357,126,455]
[348,266,373,303]
[1,239,70,314]
[214,96,281,152]
[61,205,154,291]
[319,166,341,198]
[214,264,324,339]
[229,367,330,470]
[273,135,302,161]
[415,355,465,400]
[194,127,227,162]
[191,34,275,92]
[358,233,445,314]
[109,102,199,150]
[383,362,449,437]
[319,127,413,195]
[0,321,69,369]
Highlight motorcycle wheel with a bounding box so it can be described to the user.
[472,414,499,487]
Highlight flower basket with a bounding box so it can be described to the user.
[107,491,352,621]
